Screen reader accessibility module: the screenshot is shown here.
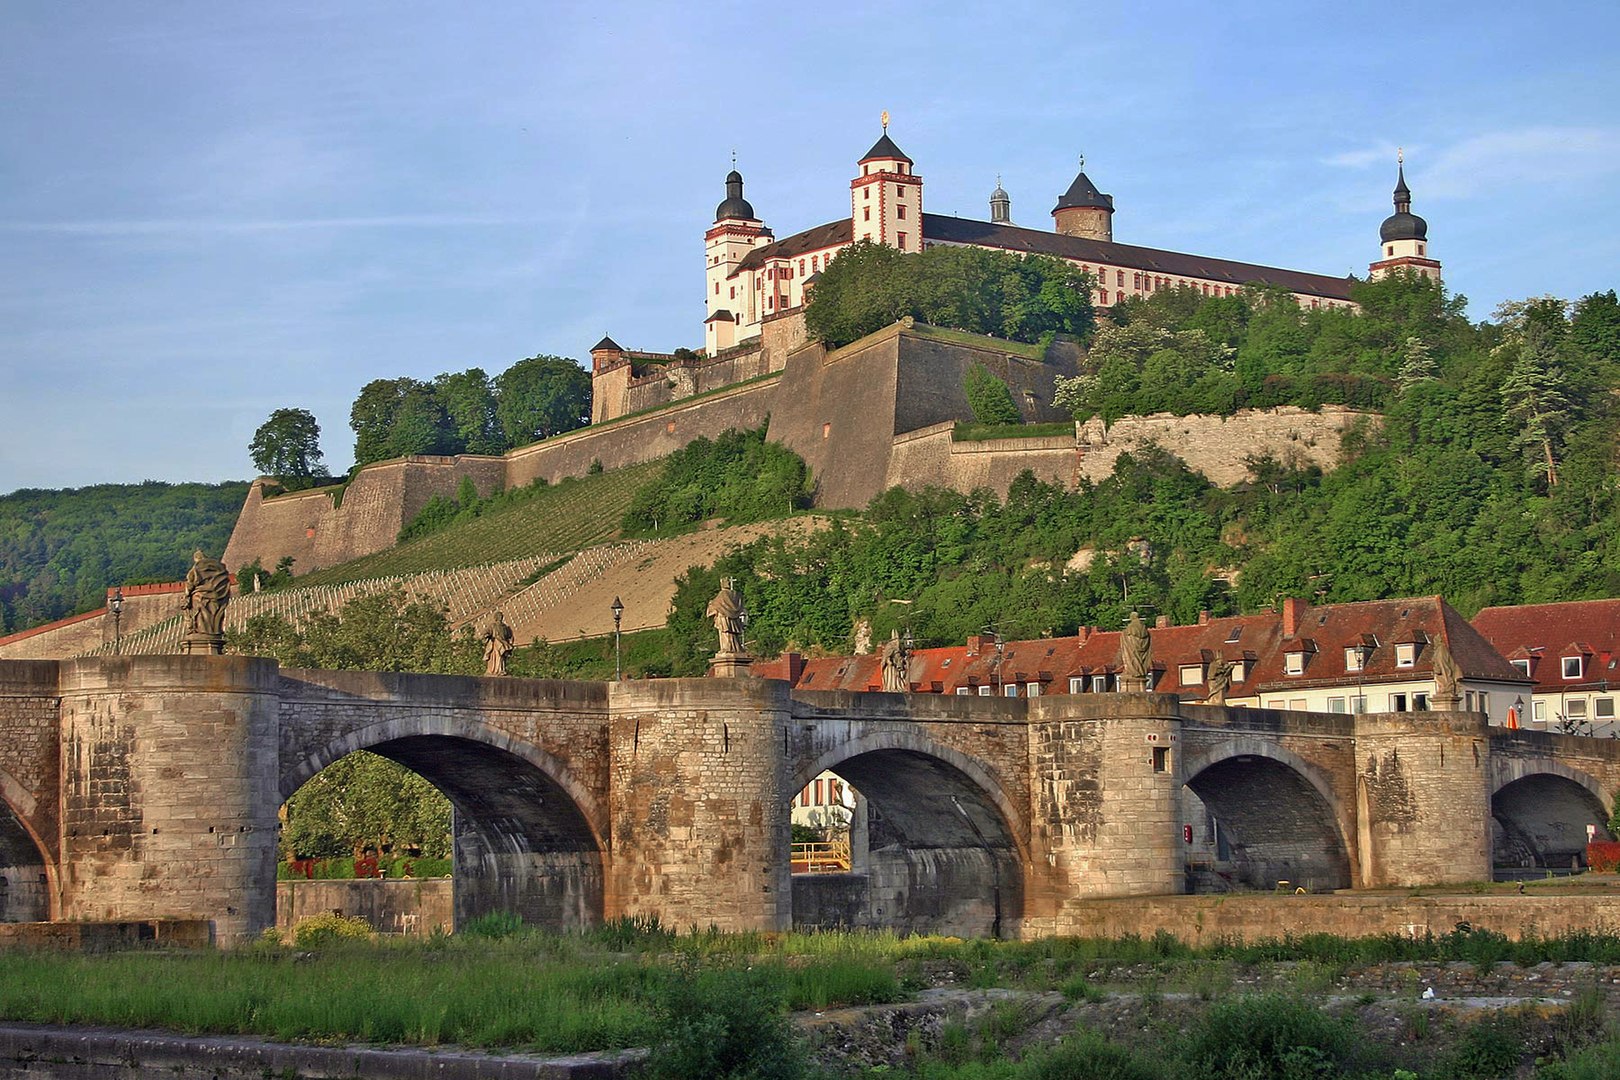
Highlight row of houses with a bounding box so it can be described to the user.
[758,595,1620,736]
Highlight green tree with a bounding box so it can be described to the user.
[1395,335,1439,391]
[963,364,1021,425]
[350,377,454,467]
[494,355,591,448]
[280,750,452,860]
[249,408,329,488]
[1501,320,1572,488]
[432,368,504,454]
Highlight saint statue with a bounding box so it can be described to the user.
[1430,636,1461,708]
[181,550,232,647]
[707,578,747,657]
[1119,610,1153,690]
[482,610,515,677]
[880,629,909,693]
[1205,652,1234,706]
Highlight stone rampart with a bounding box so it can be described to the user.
[885,423,1080,496]
[1078,405,1367,486]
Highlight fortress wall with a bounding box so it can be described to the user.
[767,333,901,510]
[893,333,1079,434]
[886,424,1079,496]
[503,376,780,489]
[1078,405,1367,487]
[0,584,186,662]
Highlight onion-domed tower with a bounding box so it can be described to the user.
[706,166,773,354]
[1369,151,1441,281]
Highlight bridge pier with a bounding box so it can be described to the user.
[607,679,791,932]
[57,657,280,945]
[1354,711,1491,886]
[1028,695,1183,910]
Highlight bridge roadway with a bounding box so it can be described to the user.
[2,656,1617,943]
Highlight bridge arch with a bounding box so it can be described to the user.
[0,766,54,922]
[1489,759,1613,871]
[1181,738,1354,892]
[281,713,605,931]
[790,729,1026,938]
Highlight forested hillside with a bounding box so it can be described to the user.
[656,275,1620,669]
[0,481,247,634]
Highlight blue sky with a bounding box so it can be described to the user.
[2,1,1617,493]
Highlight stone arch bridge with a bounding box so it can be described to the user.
[2,656,1617,943]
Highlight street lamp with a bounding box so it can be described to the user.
[610,596,624,681]
[1356,642,1373,714]
[110,588,124,655]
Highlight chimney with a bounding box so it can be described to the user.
[1198,610,1211,625]
[1155,615,1170,629]
[967,635,984,655]
[786,652,806,685]
[1282,597,1303,639]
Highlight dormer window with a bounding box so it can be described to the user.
[1564,656,1584,680]
[1344,648,1365,673]
[1225,626,1243,643]
[1230,661,1246,683]
[1512,658,1531,677]
[1179,664,1204,686]
[1395,643,1416,668]
[1284,652,1306,676]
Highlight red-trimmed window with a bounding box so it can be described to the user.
[897,232,907,250]
[897,204,907,220]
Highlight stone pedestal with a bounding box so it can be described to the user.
[708,652,754,678]
[180,632,225,656]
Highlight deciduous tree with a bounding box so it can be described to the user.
[249,408,329,488]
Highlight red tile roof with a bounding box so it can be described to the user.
[1472,599,1620,693]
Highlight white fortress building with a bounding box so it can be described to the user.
[701,122,1438,356]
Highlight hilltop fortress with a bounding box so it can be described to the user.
[225,130,1427,575]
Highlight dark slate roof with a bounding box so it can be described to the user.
[704,309,735,323]
[733,219,853,274]
[591,336,623,352]
[860,133,912,164]
[1053,170,1113,213]
[1380,211,1428,242]
[923,214,1357,299]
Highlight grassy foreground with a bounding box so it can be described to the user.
[9,921,1620,1077]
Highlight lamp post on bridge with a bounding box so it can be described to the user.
[611,596,624,681]
[110,588,124,655]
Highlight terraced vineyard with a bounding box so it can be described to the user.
[294,462,660,587]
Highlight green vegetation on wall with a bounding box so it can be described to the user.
[804,240,1096,348]
[0,480,248,634]
[620,426,812,537]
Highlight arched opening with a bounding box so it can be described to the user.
[1492,772,1611,874]
[0,800,49,923]
[1184,754,1352,893]
[280,735,602,933]
[789,750,1022,938]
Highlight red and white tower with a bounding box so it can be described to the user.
[850,114,923,253]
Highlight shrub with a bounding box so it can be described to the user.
[964,365,1022,426]
[644,959,806,1080]
[460,910,524,939]
[1179,993,1353,1079]
[290,912,373,949]
[1031,1030,1165,1079]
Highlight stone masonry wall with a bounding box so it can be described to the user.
[0,660,60,867]
[885,423,1080,495]
[276,878,453,936]
[1077,405,1368,487]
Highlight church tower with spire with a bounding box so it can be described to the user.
[1051,157,1114,241]
[706,165,773,355]
[851,114,923,252]
[1369,152,1441,282]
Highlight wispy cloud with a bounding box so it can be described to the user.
[0,215,540,236]
[1322,143,1407,169]
[1321,127,1620,199]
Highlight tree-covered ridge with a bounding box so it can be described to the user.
[0,480,248,634]
[803,240,1096,348]
[653,281,1620,667]
[620,426,813,537]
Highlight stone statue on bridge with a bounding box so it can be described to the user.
[482,610,515,677]
[880,629,909,693]
[1119,611,1153,692]
[706,578,753,677]
[1204,652,1234,706]
[180,549,231,654]
[1430,635,1461,710]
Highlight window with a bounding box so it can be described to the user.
[1284,652,1305,676]
[729,286,735,299]
[1289,698,1307,711]
[1390,693,1409,712]
[864,187,870,198]
[1568,699,1589,718]
[977,685,993,697]
[1069,676,1084,694]
[1465,691,1476,712]
[1534,699,1547,722]
[1418,244,1425,255]
[799,259,806,275]
[714,282,719,294]
[814,779,823,803]
[811,256,819,272]
[898,232,907,250]
[1328,697,1347,713]
[1116,270,1124,286]
[1230,662,1246,683]
[1152,746,1170,773]
[1345,647,1365,672]
[1413,692,1429,710]
[1179,664,1204,686]
[956,687,971,696]
[1134,272,1142,289]
[897,205,906,219]
[1350,695,1367,714]
[863,207,871,221]
[1563,656,1584,679]
[1004,683,1018,698]
[1395,643,1416,668]
[1092,675,1108,693]
[1225,626,1243,643]
[895,185,905,198]
[1511,658,1530,677]
[1027,682,1042,698]
[1386,245,1394,256]
[1597,698,1615,719]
